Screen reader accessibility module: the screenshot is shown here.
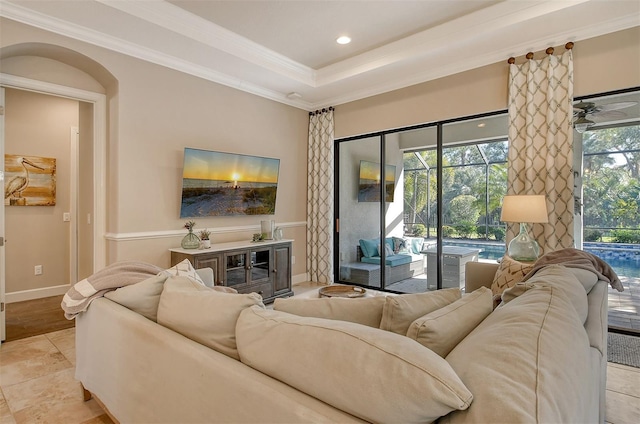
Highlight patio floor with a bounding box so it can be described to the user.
[608,275,640,331]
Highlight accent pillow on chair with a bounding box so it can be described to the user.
[491,255,534,296]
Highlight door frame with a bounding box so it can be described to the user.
[0,74,107,341]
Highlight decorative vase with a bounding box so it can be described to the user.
[201,239,211,249]
[181,229,200,249]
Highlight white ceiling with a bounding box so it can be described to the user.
[1,0,639,111]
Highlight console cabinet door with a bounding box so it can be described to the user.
[273,244,291,296]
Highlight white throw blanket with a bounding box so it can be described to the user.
[62,261,163,319]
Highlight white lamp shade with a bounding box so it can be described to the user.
[500,195,549,223]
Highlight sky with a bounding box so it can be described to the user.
[182,148,280,183]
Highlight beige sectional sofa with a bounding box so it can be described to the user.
[75,261,608,423]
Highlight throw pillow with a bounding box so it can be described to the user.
[162,259,206,286]
[236,306,472,424]
[104,273,169,321]
[157,276,265,360]
[490,255,534,296]
[392,236,406,253]
[379,288,461,335]
[273,296,386,328]
[406,287,493,357]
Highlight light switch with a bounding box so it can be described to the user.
[63,212,70,222]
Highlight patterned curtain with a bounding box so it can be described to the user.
[507,49,574,255]
[307,108,334,283]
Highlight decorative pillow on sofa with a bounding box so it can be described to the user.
[273,296,386,328]
[379,288,461,335]
[491,255,534,296]
[104,273,169,322]
[157,276,265,360]
[406,287,493,357]
[236,306,472,424]
[162,259,205,286]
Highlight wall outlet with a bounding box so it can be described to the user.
[34,265,43,276]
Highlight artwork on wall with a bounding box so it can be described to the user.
[180,148,280,217]
[4,154,57,206]
[358,160,395,202]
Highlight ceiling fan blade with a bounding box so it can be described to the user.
[595,101,637,112]
[589,110,628,121]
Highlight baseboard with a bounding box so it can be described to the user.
[292,273,310,285]
[5,284,70,303]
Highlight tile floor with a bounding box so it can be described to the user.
[0,326,639,423]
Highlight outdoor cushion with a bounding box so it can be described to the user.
[361,254,412,267]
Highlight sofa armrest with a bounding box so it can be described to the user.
[465,261,498,292]
[196,267,214,288]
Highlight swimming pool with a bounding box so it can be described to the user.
[443,239,640,278]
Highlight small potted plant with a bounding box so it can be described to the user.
[199,229,211,249]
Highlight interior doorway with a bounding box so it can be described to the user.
[0,74,107,342]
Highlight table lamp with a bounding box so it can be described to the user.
[500,195,549,261]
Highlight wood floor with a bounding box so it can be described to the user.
[4,295,74,342]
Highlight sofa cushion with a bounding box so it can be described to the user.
[491,255,534,295]
[273,296,386,328]
[501,265,589,324]
[104,273,169,322]
[157,276,265,360]
[441,285,593,424]
[162,258,206,286]
[236,306,473,424]
[406,287,493,357]
[379,288,461,335]
[361,254,412,267]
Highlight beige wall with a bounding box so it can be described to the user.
[335,27,640,139]
[4,88,78,293]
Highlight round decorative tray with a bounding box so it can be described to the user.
[318,285,366,298]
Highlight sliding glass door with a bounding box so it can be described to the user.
[336,112,510,294]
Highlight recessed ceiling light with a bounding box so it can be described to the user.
[336,36,351,45]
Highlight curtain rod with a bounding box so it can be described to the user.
[309,106,334,116]
[507,42,574,64]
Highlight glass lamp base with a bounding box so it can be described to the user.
[507,223,540,262]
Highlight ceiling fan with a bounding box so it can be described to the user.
[573,100,637,133]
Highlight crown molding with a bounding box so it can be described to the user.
[95,0,315,86]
